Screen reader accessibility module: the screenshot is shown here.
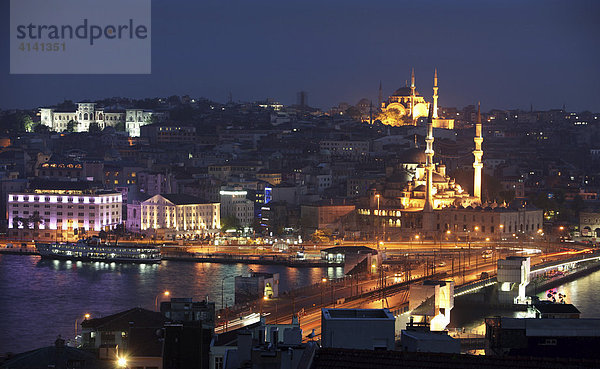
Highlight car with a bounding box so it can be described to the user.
[6,243,13,248]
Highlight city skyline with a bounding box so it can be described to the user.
[1,0,599,111]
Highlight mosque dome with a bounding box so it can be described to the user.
[392,87,419,96]
[356,98,371,106]
[432,172,446,183]
[414,184,426,192]
[398,148,426,164]
[388,169,412,184]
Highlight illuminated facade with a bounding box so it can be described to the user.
[358,104,542,236]
[7,189,122,241]
[139,194,220,237]
[378,69,454,129]
[40,102,165,136]
[220,188,255,228]
[473,103,483,204]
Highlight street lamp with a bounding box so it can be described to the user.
[155,290,170,311]
[321,278,327,306]
[74,313,91,338]
[117,356,128,368]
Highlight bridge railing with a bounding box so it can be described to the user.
[454,277,497,297]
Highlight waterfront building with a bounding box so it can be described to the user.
[219,187,255,229]
[320,246,377,274]
[579,209,600,237]
[300,200,355,235]
[234,272,280,305]
[138,194,220,239]
[321,308,396,350]
[485,316,600,359]
[7,181,122,241]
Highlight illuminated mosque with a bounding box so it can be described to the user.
[359,101,542,237]
[359,104,484,232]
[377,69,454,129]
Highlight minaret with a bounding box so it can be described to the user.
[432,68,439,119]
[424,105,435,212]
[410,68,416,120]
[473,102,483,204]
[378,81,383,108]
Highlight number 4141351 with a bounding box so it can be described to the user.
[19,42,66,52]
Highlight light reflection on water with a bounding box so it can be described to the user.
[0,254,344,353]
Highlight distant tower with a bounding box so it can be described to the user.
[432,68,439,119]
[378,81,383,108]
[297,91,308,110]
[424,105,435,212]
[473,102,483,204]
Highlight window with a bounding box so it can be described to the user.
[215,357,224,369]
[100,331,115,344]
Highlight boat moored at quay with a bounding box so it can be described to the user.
[35,237,161,264]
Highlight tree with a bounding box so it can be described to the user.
[12,216,22,230]
[311,229,331,243]
[220,215,240,231]
[344,106,362,121]
[98,230,108,242]
[114,121,125,132]
[66,120,76,132]
[33,123,51,133]
[88,122,101,133]
[22,115,35,132]
[571,195,585,216]
[27,211,43,230]
[111,224,126,244]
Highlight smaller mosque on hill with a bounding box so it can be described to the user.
[358,103,542,238]
[377,69,454,129]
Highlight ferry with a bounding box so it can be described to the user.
[35,237,161,264]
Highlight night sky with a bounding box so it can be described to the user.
[1,0,599,111]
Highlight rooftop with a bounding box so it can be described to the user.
[534,303,580,315]
[311,347,600,369]
[159,193,211,205]
[81,307,165,331]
